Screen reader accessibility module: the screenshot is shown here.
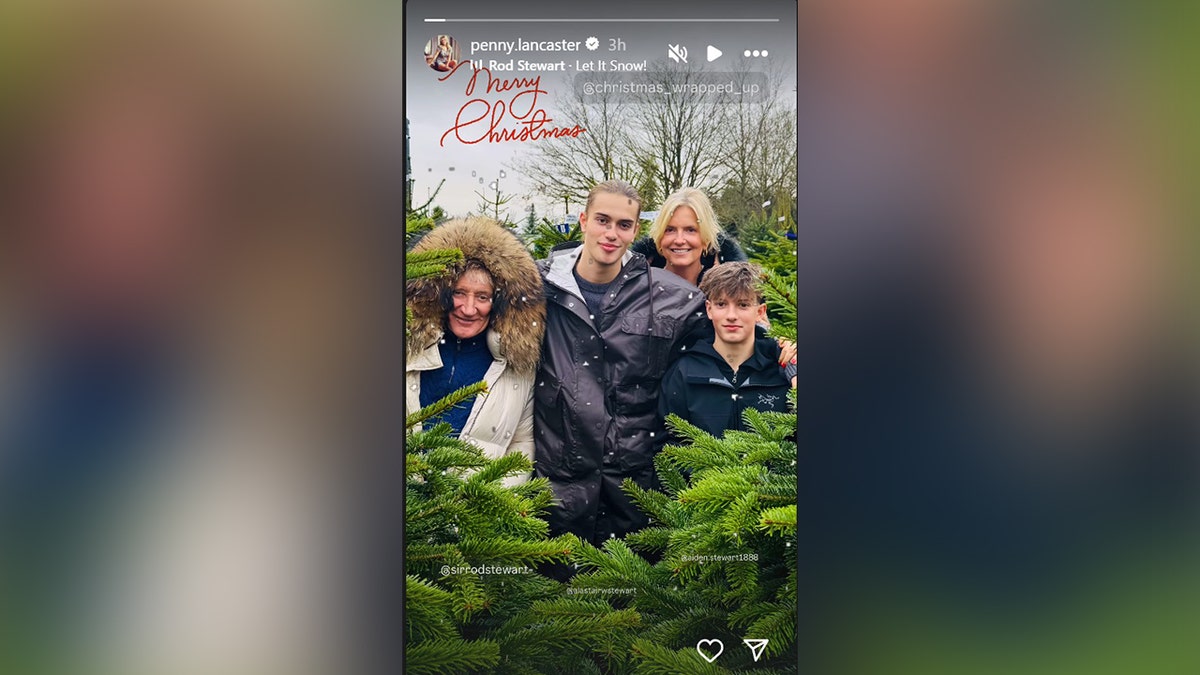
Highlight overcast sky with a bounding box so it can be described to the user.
[404,0,797,221]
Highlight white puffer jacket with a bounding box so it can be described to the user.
[406,328,534,486]
[405,217,546,487]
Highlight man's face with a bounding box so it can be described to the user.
[447,268,494,339]
[706,294,766,346]
[579,191,639,268]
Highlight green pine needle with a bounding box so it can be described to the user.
[406,248,463,282]
[405,638,500,675]
[406,381,488,430]
[758,505,797,534]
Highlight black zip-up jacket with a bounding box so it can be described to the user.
[534,245,709,544]
[658,329,792,439]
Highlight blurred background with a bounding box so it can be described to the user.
[0,1,395,673]
[795,1,1200,674]
[1,0,1197,673]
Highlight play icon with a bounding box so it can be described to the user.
[706,45,722,62]
[743,638,769,662]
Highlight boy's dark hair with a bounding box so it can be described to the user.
[698,261,764,304]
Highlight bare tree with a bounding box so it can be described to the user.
[635,61,733,196]
[511,61,795,222]
[713,64,798,234]
[510,78,652,212]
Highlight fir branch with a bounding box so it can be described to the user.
[509,476,552,499]
[661,441,742,472]
[637,605,726,651]
[405,543,462,564]
[664,523,721,556]
[422,446,488,473]
[718,492,762,538]
[757,474,797,503]
[494,610,641,669]
[458,536,574,565]
[740,409,796,443]
[460,481,538,529]
[407,423,475,448]
[572,538,614,572]
[757,505,797,534]
[662,415,742,463]
[467,451,534,485]
[405,493,458,529]
[530,597,620,618]
[406,453,429,475]
[758,268,797,343]
[624,526,673,553]
[406,381,489,430]
[405,576,457,642]
[742,444,795,466]
[745,603,797,658]
[654,451,689,497]
[629,639,730,675]
[724,560,761,603]
[727,601,774,629]
[405,639,500,675]
[405,247,463,282]
[448,569,490,622]
[621,478,673,523]
[598,537,657,580]
[678,467,769,512]
[775,567,798,606]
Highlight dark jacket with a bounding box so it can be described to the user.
[658,328,792,440]
[534,245,709,544]
[630,232,747,285]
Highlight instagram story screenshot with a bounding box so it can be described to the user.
[1,0,1197,674]
[402,0,799,672]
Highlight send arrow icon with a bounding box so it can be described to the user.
[743,638,769,662]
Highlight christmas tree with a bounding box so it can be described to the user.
[523,218,582,260]
[404,233,800,674]
[405,240,638,674]
[563,274,799,674]
[406,396,663,674]
[563,405,798,674]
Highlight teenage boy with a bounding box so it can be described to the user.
[659,262,794,439]
[534,180,709,545]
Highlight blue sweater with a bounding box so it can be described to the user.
[419,333,493,435]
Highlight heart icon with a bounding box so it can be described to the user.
[696,638,724,663]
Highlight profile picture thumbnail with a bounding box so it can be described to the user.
[425,35,460,72]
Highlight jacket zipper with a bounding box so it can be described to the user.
[448,338,461,381]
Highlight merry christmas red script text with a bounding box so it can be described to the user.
[438,61,586,146]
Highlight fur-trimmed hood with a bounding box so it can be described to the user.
[407,218,545,373]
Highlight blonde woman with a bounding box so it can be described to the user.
[632,187,747,287]
[631,186,795,370]
[429,35,456,72]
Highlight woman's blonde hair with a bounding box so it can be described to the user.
[649,187,722,255]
